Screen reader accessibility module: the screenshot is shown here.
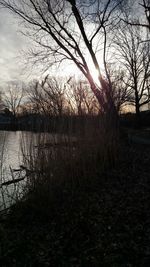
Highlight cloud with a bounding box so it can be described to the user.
[0,9,27,86]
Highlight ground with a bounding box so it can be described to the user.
[0,139,150,267]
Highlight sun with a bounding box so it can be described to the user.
[56,61,101,85]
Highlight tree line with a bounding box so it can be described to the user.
[0,0,149,125]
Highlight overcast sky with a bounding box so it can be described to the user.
[0,9,63,88]
[0,1,144,89]
[0,8,28,86]
[0,1,129,89]
[0,7,81,88]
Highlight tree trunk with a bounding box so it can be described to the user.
[135,90,141,128]
[135,106,141,127]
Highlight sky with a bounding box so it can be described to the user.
[0,0,130,88]
[0,7,56,88]
[0,2,104,89]
[0,0,144,89]
[0,7,82,89]
[0,8,28,86]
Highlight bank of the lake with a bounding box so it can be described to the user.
[0,131,39,210]
[0,110,150,132]
[0,137,150,267]
[0,130,77,210]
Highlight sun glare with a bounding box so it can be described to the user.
[57,62,101,85]
[90,67,100,85]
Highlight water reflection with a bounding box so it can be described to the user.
[0,131,22,171]
[0,131,75,210]
[0,131,25,210]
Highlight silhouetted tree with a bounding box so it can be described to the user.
[114,24,150,121]
[27,76,66,116]
[121,0,150,32]
[0,91,4,111]
[107,67,134,113]
[0,0,124,126]
[3,81,25,118]
[67,78,99,115]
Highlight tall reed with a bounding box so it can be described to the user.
[20,115,119,208]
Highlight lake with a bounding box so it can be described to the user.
[0,130,75,210]
[0,131,40,210]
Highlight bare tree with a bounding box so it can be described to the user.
[27,76,66,116]
[3,81,25,117]
[0,0,124,125]
[114,24,150,119]
[0,91,5,112]
[108,67,134,113]
[67,78,99,115]
[141,0,150,29]
[121,0,150,31]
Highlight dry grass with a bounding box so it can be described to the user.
[18,117,119,205]
[0,139,150,267]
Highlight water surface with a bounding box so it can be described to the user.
[0,131,34,210]
[0,130,73,210]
